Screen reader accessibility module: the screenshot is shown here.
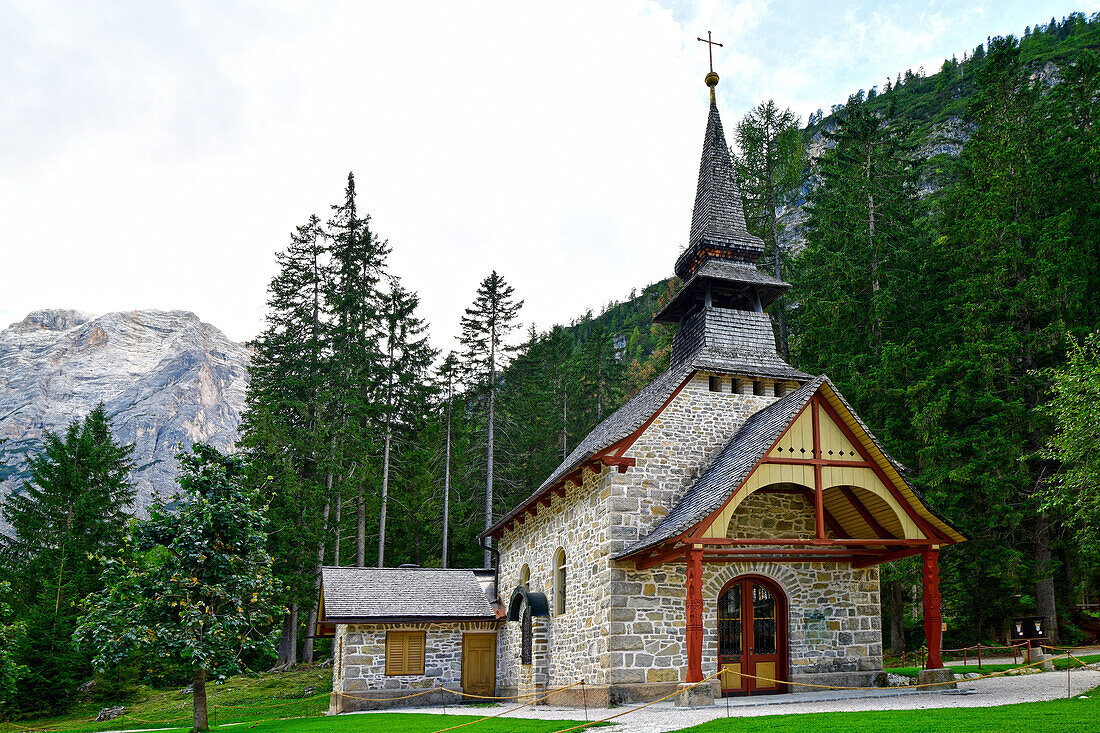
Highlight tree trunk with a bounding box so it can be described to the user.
[273,602,299,670]
[1036,510,1060,644]
[485,372,494,569]
[332,487,341,567]
[302,496,331,664]
[378,424,391,567]
[889,579,906,655]
[192,668,208,732]
[356,493,366,567]
[443,394,452,569]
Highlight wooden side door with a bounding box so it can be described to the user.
[719,577,787,696]
[461,633,497,698]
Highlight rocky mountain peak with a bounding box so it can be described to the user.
[6,308,93,333]
[0,309,250,532]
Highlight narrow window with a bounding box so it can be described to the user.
[753,380,765,396]
[520,564,530,590]
[708,376,722,392]
[733,378,743,394]
[553,547,567,616]
[521,603,533,665]
[385,630,426,675]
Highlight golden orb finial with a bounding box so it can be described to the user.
[697,31,723,101]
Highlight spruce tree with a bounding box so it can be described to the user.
[733,100,807,359]
[460,271,522,566]
[376,278,438,567]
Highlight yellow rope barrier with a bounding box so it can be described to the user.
[338,687,444,703]
[551,670,724,733]
[429,680,585,733]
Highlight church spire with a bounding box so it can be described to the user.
[675,38,764,282]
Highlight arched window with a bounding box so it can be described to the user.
[520,603,533,665]
[519,564,530,590]
[553,547,567,615]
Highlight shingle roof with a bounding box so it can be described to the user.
[320,567,497,621]
[676,96,764,281]
[655,261,790,323]
[616,377,825,558]
[486,352,811,538]
[672,308,812,380]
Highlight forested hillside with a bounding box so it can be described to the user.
[3,11,1100,720]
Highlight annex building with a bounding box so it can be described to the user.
[319,64,965,712]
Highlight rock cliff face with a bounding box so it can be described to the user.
[0,309,250,529]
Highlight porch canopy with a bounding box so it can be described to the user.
[615,376,966,683]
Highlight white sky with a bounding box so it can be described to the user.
[2,0,1096,351]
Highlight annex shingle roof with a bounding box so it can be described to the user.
[320,567,497,621]
[616,377,825,558]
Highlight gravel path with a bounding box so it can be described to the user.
[349,667,1100,732]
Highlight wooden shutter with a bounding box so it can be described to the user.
[386,630,426,675]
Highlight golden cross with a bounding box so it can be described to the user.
[697,31,723,73]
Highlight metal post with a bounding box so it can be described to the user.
[581,679,588,723]
[1014,643,1018,664]
[440,683,447,715]
[1068,656,1071,699]
[977,643,982,668]
[724,669,730,717]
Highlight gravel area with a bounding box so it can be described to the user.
[348,667,1100,732]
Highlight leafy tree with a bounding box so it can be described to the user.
[1041,332,1100,553]
[460,271,522,565]
[75,444,281,732]
[733,100,807,359]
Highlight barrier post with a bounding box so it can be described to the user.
[1068,656,1071,699]
[580,679,588,723]
[440,683,447,715]
[977,643,982,668]
[1013,643,1018,664]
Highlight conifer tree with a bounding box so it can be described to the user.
[734,100,807,359]
[0,405,134,713]
[376,278,438,567]
[325,173,390,567]
[460,271,522,565]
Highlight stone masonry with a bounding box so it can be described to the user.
[330,621,499,712]
[497,371,884,702]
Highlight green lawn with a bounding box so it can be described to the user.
[677,687,1100,732]
[886,653,1100,678]
[233,714,593,732]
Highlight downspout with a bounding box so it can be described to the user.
[480,534,502,604]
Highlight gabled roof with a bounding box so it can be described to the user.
[320,567,497,622]
[616,377,824,558]
[485,352,811,538]
[616,376,966,559]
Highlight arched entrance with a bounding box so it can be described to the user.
[717,575,787,695]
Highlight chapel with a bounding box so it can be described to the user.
[319,58,965,712]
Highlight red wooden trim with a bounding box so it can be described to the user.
[811,397,826,540]
[840,486,893,539]
[700,546,880,556]
[552,485,567,499]
[687,537,931,547]
[686,547,704,683]
[704,555,867,564]
[793,487,849,539]
[635,544,687,570]
[689,397,818,539]
[761,457,873,468]
[852,547,923,569]
[816,396,946,541]
[922,548,944,669]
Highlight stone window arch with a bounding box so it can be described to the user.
[519,563,530,590]
[553,547,567,616]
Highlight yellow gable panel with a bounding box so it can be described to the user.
[768,407,813,459]
[702,463,815,538]
[820,466,921,539]
[815,403,862,460]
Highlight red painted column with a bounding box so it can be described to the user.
[686,546,704,683]
[922,547,944,669]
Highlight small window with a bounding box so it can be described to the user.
[520,564,530,590]
[553,547,567,616]
[708,376,722,392]
[733,378,744,394]
[753,380,765,396]
[385,630,426,675]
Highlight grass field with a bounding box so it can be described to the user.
[677,687,1100,732]
[885,652,1100,678]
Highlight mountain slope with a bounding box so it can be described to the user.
[0,309,250,527]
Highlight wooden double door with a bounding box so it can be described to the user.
[717,576,787,695]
